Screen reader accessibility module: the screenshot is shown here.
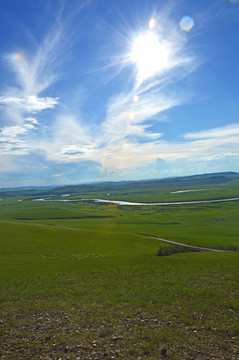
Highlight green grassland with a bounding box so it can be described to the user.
[0,176,239,359]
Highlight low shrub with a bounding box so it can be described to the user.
[156,245,197,256]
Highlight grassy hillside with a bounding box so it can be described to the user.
[0,176,239,359]
[0,192,238,250]
[0,221,239,359]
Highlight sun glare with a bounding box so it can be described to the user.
[131,31,171,85]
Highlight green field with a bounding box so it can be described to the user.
[0,175,239,359]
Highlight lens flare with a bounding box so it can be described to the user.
[12,53,24,62]
[149,18,156,29]
[129,112,135,120]
[229,0,239,3]
[180,16,194,32]
[133,95,139,103]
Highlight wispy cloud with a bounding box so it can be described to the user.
[87,122,239,172]
[5,17,67,96]
[0,121,38,156]
[100,90,175,145]
[40,114,94,162]
[183,123,239,139]
[0,9,69,131]
[25,117,39,125]
[0,8,69,165]
[0,95,58,113]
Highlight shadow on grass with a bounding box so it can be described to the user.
[156,245,199,257]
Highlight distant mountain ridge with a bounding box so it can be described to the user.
[52,171,239,193]
[0,172,238,197]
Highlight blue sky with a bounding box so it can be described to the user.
[0,0,239,187]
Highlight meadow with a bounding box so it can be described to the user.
[0,174,239,359]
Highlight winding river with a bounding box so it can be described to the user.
[33,197,239,206]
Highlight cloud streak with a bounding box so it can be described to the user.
[5,16,67,96]
[0,95,58,113]
[0,9,68,132]
[183,124,239,139]
[0,9,68,163]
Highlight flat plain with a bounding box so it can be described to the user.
[0,174,239,359]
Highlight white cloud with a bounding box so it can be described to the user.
[40,115,94,162]
[183,123,239,139]
[204,152,239,161]
[5,20,66,95]
[23,123,35,130]
[0,95,58,113]
[83,121,239,172]
[100,88,182,146]
[0,14,66,127]
[0,119,38,155]
[25,117,39,124]
[0,11,72,161]
[37,107,239,175]
[1,125,28,139]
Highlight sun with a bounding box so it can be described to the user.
[131,30,171,85]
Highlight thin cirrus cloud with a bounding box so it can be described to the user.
[41,89,181,167]
[0,120,38,156]
[0,13,66,130]
[183,124,239,139]
[5,16,67,96]
[40,114,94,163]
[101,89,182,144]
[90,123,239,171]
[0,15,67,163]
[0,95,59,114]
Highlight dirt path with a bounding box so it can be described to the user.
[140,233,225,252]
[26,222,83,231]
[0,220,82,231]
[1,220,225,252]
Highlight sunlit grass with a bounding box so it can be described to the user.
[0,180,239,358]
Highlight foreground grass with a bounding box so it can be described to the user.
[1,182,239,359]
[0,221,239,359]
